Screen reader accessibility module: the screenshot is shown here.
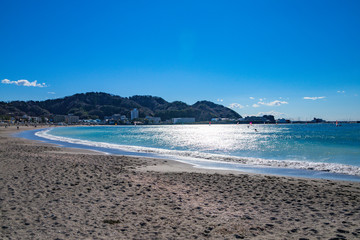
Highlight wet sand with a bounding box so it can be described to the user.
[1,126,360,239]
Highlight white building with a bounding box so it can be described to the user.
[29,116,41,122]
[172,118,195,124]
[131,108,139,120]
[65,114,79,124]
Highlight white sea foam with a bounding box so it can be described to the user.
[36,128,360,176]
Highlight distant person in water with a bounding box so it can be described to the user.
[254,129,258,132]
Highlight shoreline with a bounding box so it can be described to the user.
[18,126,360,182]
[1,126,360,239]
[8,126,271,178]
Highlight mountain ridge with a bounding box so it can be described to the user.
[0,92,241,121]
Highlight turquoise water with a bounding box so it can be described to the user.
[37,124,360,176]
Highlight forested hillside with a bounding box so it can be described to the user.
[0,92,241,121]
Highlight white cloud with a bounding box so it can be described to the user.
[1,79,10,84]
[217,99,223,102]
[48,92,56,94]
[251,99,288,108]
[256,111,287,118]
[1,79,47,87]
[229,103,244,109]
[258,100,288,106]
[249,97,255,100]
[303,96,326,100]
[337,90,345,94]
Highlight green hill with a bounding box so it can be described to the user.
[0,92,241,121]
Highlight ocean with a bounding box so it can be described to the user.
[26,123,360,181]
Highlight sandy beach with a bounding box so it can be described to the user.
[1,126,360,239]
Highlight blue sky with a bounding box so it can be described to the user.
[1,0,359,120]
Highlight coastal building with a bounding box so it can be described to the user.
[65,114,79,124]
[26,116,41,123]
[277,118,291,123]
[54,114,79,124]
[263,115,275,123]
[221,118,231,121]
[211,118,231,122]
[82,119,101,125]
[244,116,266,123]
[243,115,275,124]
[54,115,66,123]
[20,115,31,122]
[172,118,195,124]
[311,118,325,123]
[111,114,122,121]
[109,114,128,121]
[104,114,129,125]
[145,116,161,124]
[277,118,287,123]
[131,108,139,120]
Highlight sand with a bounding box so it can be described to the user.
[1,126,360,239]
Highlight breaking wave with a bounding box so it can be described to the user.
[36,128,360,176]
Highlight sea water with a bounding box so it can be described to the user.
[32,124,360,179]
